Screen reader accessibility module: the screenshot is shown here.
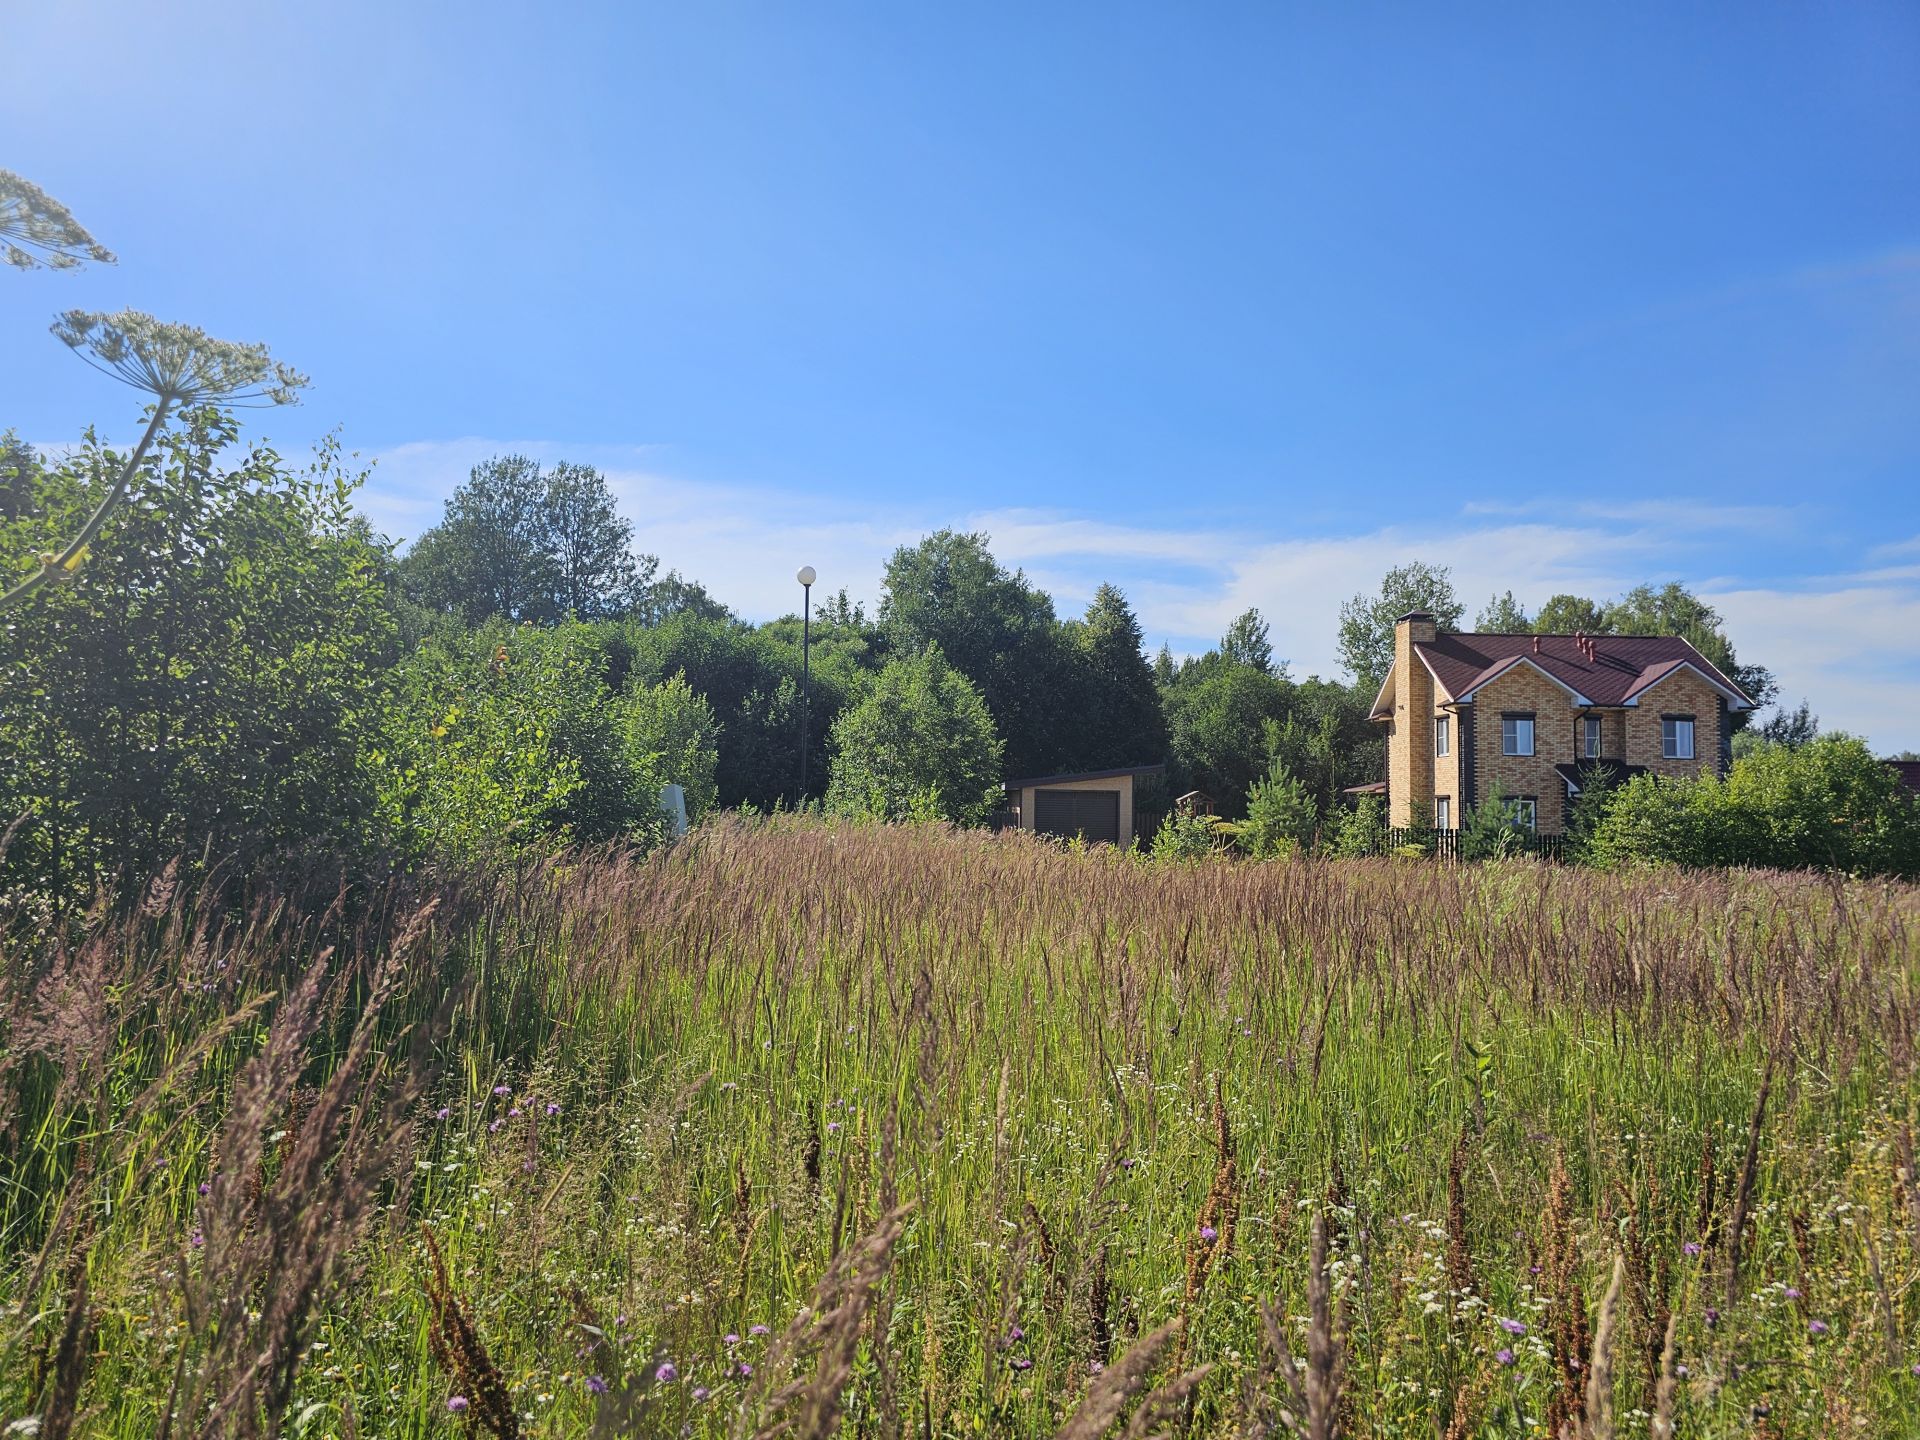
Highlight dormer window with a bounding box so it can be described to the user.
[1434,715,1450,757]
[1583,715,1602,759]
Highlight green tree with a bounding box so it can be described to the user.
[1336,561,1464,688]
[825,648,1004,825]
[1329,791,1388,858]
[878,530,1069,777]
[614,671,721,826]
[1532,594,1607,634]
[1161,660,1295,817]
[1458,784,1533,861]
[402,456,651,623]
[1475,590,1531,632]
[0,412,392,899]
[1238,761,1318,858]
[1218,608,1275,673]
[1061,584,1168,771]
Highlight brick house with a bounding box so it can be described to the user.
[1371,611,1757,835]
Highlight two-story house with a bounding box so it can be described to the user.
[1371,610,1756,835]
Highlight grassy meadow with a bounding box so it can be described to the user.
[3,819,1919,1438]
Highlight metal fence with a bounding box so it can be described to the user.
[1383,828,1567,862]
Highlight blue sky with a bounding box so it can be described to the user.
[5,3,1919,745]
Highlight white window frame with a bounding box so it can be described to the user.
[1662,716,1695,761]
[1512,797,1537,831]
[1501,715,1535,757]
[1434,714,1450,758]
[1435,796,1451,830]
[1583,715,1602,759]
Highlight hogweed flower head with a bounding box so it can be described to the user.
[52,308,306,406]
[1,170,114,270]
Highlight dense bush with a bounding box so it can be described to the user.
[1235,761,1316,857]
[377,621,712,864]
[0,413,395,903]
[825,647,1004,825]
[1588,735,1920,877]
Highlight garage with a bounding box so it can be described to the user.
[1003,763,1163,848]
[1033,787,1121,846]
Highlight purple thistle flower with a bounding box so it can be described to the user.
[1808,1319,1829,1336]
[492,1084,510,1096]
[737,1361,753,1377]
[447,1396,470,1413]
[692,1386,711,1402]
[749,1324,770,1336]
[1496,1348,1515,1366]
[1784,1286,1803,1301]
[508,1106,522,1119]
[488,1119,503,1133]
[587,1374,609,1395]
[1682,1241,1701,1257]
[434,1107,451,1121]
[725,1333,740,1347]
[197,1181,211,1196]
[1199,1225,1218,1243]
[1120,1158,1136,1169]
[1498,1317,1526,1336]
[826,1121,841,1132]
[546,1102,560,1116]
[655,1362,678,1383]
[190,1228,204,1248]
[1008,1325,1025,1342]
[1011,1357,1033,1371]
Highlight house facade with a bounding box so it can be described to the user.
[1373,611,1756,835]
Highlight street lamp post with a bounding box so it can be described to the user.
[796,565,816,804]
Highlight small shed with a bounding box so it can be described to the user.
[1175,790,1215,818]
[1004,764,1164,847]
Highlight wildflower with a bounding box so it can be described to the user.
[488,1120,504,1134]
[587,1374,609,1395]
[1120,1158,1136,1169]
[720,1081,737,1091]
[1199,1225,1218,1243]
[737,1362,753,1377]
[1682,1242,1701,1257]
[1704,1307,1719,1328]
[508,1107,522,1119]
[1010,1357,1033,1371]
[655,1362,678,1383]
[1498,1317,1527,1336]
[1783,1286,1802,1301]
[1496,1348,1515,1366]
[1808,1319,1829,1337]
[197,1181,211,1196]
[190,1228,204,1248]
[749,1324,770,1336]
[492,1085,511,1096]
[434,1107,451,1121]
[725,1333,740,1347]
[692,1387,711,1401]
[826,1121,841,1133]
[447,1396,469,1413]
[546,1103,560,1116]
[1008,1325,1025,1342]
[1089,1360,1105,1375]
[1675,1364,1689,1378]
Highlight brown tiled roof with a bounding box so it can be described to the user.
[1375,632,1755,716]
[1887,760,1920,795]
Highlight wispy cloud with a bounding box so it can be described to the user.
[362,437,1920,752]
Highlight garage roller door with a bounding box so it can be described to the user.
[1033,788,1121,846]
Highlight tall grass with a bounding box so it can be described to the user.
[3,820,1917,1436]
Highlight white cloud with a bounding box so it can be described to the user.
[363,437,1920,753]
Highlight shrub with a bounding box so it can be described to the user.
[1150,809,1227,862]
[825,647,1004,826]
[614,670,720,827]
[1328,792,1388,857]
[1237,761,1318,858]
[1458,784,1535,861]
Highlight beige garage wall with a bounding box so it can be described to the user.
[1017,774,1135,844]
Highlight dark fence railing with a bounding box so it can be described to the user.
[1383,827,1567,862]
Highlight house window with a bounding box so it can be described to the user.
[1583,715,1602,759]
[1501,714,1535,756]
[1435,796,1452,830]
[1434,715,1450,757]
[1662,716,1695,760]
[1512,797,1538,831]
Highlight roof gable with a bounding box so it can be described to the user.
[1407,631,1756,710]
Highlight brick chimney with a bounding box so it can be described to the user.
[1389,611,1437,826]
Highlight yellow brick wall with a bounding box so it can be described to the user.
[1624,670,1723,780]
[1433,706,1464,826]
[1469,665,1577,833]
[1388,618,1437,827]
